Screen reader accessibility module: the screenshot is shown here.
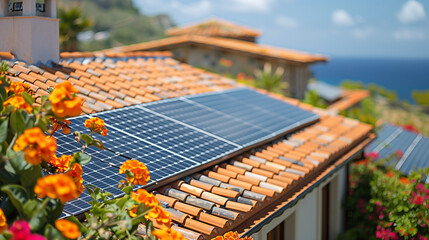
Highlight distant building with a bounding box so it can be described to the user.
[111,19,328,99]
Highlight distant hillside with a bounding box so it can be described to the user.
[58,0,175,51]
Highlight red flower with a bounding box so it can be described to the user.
[364,151,380,160]
[9,221,45,240]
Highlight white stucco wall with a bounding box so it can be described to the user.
[0,16,59,64]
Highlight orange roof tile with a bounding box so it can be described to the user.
[166,18,261,38]
[328,89,370,112]
[111,35,328,64]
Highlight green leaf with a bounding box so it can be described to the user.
[89,139,104,150]
[10,110,25,133]
[65,216,89,234]
[122,186,133,195]
[1,184,29,217]
[47,200,64,224]
[80,134,93,145]
[0,120,8,143]
[8,150,31,172]
[44,224,64,240]
[21,92,34,105]
[29,207,47,231]
[73,152,91,165]
[0,85,6,102]
[20,165,42,189]
[115,195,130,210]
[23,199,39,217]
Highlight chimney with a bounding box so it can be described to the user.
[0,0,59,64]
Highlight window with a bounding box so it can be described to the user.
[322,183,330,240]
[267,221,284,240]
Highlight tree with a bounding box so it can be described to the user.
[58,7,92,52]
[253,63,287,94]
[412,90,429,107]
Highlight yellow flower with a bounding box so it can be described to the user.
[152,227,186,240]
[49,81,83,118]
[55,219,80,239]
[7,82,32,95]
[65,163,84,196]
[3,96,32,113]
[119,160,150,186]
[132,189,158,208]
[13,127,57,165]
[49,155,73,173]
[0,208,7,234]
[147,205,171,226]
[84,117,108,136]
[34,174,80,203]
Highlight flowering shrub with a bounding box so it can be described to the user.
[344,151,429,240]
[0,63,181,239]
[212,231,253,240]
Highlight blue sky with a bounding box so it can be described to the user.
[132,0,429,58]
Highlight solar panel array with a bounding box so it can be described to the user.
[56,88,319,215]
[366,124,429,181]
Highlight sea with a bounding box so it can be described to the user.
[311,57,429,103]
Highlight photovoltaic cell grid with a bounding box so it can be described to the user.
[56,87,319,215]
[365,124,429,180]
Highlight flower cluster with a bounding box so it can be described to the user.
[65,163,84,196]
[7,82,32,95]
[13,127,57,165]
[119,160,150,186]
[131,189,171,226]
[48,81,83,118]
[84,117,108,136]
[9,221,45,240]
[152,227,186,240]
[410,183,429,206]
[3,96,32,113]
[34,174,80,203]
[212,231,254,240]
[51,118,71,135]
[0,208,7,233]
[364,151,380,160]
[49,154,73,173]
[55,219,80,239]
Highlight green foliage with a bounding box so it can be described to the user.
[302,90,327,109]
[341,97,378,127]
[344,153,429,239]
[253,63,287,94]
[412,90,429,107]
[58,7,92,52]
[58,0,174,51]
[341,80,364,90]
[368,84,398,102]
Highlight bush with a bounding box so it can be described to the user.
[344,152,429,240]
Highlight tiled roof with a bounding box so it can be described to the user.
[111,35,328,64]
[150,114,372,239]
[1,51,237,114]
[327,89,370,112]
[166,18,261,38]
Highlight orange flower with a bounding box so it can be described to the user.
[49,155,73,173]
[386,171,395,178]
[3,96,32,113]
[13,127,57,165]
[0,208,7,234]
[84,117,108,136]
[7,82,32,95]
[119,160,150,186]
[51,118,71,135]
[132,189,158,208]
[55,219,80,239]
[49,81,83,118]
[399,177,410,185]
[147,205,171,226]
[128,205,139,218]
[152,227,186,240]
[34,174,80,203]
[211,231,254,240]
[65,163,84,195]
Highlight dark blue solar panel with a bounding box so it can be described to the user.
[93,106,239,164]
[63,190,92,216]
[378,130,418,166]
[143,99,270,145]
[366,124,401,152]
[398,137,428,175]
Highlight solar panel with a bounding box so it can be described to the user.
[399,137,428,174]
[55,87,319,216]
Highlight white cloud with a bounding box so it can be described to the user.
[332,9,355,27]
[275,15,299,28]
[352,27,375,39]
[394,29,425,40]
[226,0,274,13]
[397,0,426,23]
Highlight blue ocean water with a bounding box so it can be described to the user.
[311,58,429,103]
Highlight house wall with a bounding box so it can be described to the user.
[249,167,347,240]
[168,45,311,99]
